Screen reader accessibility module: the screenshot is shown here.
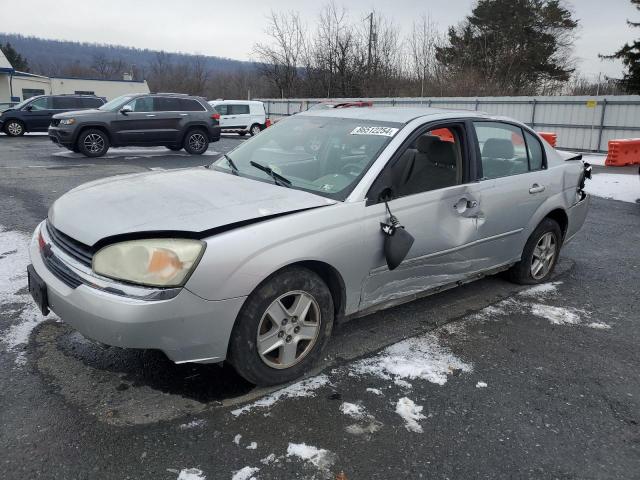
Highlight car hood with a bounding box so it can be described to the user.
[48,168,337,247]
[53,108,104,119]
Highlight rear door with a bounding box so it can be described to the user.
[22,96,54,131]
[150,96,184,144]
[360,122,481,310]
[464,121,552,269]
[227,103,251,129]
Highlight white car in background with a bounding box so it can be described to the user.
[208,100,269,136]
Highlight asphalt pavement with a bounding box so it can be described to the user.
[0,134,638,479]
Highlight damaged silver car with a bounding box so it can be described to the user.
[28,107,590,385]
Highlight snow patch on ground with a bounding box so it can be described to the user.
[585,171,640,204]
[177,468,206,480]
[179,419,206,430]
[588,322,612,330]
[260,453,277,465]
[530,304,583,325]
[231,466,259,480]
[351,333,472,386]
[0,226,55,365]
[345,419,383,436]
[476,381,488,388]
[246,442,257,450]
[339,402,365,418]
[366,388,383,395]
[231,375,331,416]
[287,442,336,470]
[395,397,427,433]
[233,434,242,445]
[519,282,562,298]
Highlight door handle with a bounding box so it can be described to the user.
[145,114,156,117]
[529,184,546,194]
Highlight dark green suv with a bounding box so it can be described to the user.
[48,93,221,157]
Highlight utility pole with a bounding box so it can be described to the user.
[366,12,374,75]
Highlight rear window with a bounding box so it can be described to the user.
[180,99,205,111]
[228,104,250,115]
[53,97,81,109]
[212,104,227,115]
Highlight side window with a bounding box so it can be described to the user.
[155,97,182,111]
[229,104,250,115]
[180,99,205,111]
[213,104,227,115]
[473,122,528,179]
[28,97,52,110]
[53,97,82,109]
[128,96,154,112]
[80,97,103,108]
[525,131,544,171]
[389,125,462,198]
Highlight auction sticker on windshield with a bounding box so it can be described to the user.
[350,126,399,137]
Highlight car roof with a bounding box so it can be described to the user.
[209,100,263,105]
[298,106,493,124]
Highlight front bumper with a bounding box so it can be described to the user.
[29,222,246,363]
[48,126,75,147]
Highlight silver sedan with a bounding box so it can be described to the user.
[28,107,590,385]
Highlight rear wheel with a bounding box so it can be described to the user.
[507,218,562,284]
[249,124,262,136]
[228,266,334,386]
[4,120,25,137]
[183,129,209,154]
[77,129,109,157]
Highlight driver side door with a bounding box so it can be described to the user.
[360,122,481,310]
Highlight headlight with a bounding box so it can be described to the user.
[93,239,206,287]
[59,118,76,125]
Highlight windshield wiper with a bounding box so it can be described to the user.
[249,160,292,187]
[223,154,240,175]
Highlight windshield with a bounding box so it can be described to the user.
[99,95,134,111]
[213,115,401,200]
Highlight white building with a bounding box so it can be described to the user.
[0,48,149,108]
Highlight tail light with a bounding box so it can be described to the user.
[211,113,220,120]
[265,118,272,128]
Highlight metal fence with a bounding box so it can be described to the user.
[257,95,640,153]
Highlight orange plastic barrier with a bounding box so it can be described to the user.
[537,132,557,147]
[605,138,640,166]
[430,128,455,143]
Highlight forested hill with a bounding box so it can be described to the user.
[0,33,253,79]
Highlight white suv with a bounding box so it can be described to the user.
[208,100,269,136]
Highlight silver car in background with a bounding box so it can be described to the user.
[28,107,590,385]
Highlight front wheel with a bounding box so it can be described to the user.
[77,129,109,157]
[4,120,25,137]
[183,130,209,154]
[228,267,334,386]
[507,218,562,284]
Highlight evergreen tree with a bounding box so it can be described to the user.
[436,0,578,95]
[603,0,640,94]
[0,42,29,71]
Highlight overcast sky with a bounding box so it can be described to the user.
[1,0,638,79]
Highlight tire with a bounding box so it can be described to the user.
[238,131,247,137]
[165,145,182,151]
[183,129,209,154]
[77,129,109,158]
[249,124,262,136]
[228,266,334,386]
[507,218,562,285]
[4,120,25,137]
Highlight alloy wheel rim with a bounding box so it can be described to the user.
[189,133,206,151]
[256,290,321,369]
[531,232,557,280]
[84,133,105,153]
[7,122,22,135]
[251,125,261,136]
